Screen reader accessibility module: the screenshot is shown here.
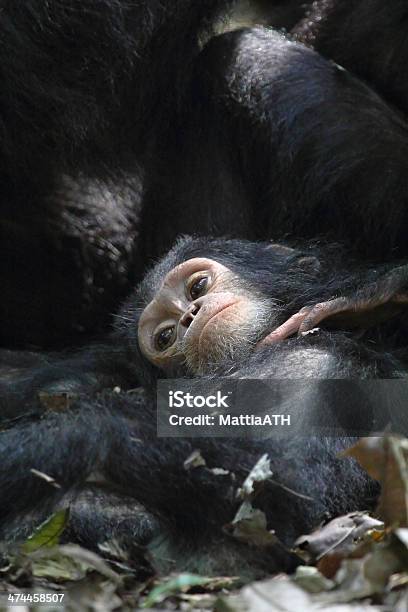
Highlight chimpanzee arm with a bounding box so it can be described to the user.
[0,392,161,550]
[100,381,377,546]
[0,373,377,574]
[0,335,385,571]
[0,342,136,424]
[261,264,408,344]
[0,377,375,544]
[0,403,114,526]
[192,28,408,260]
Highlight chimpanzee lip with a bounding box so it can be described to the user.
[191,302,236,351]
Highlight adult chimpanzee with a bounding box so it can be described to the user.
[1,237,407,576]
[3,1,408,349]
[294,0,408,116]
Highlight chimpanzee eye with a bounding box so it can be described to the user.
[189,277,208,300]
[155,326,176,351]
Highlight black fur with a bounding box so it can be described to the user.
[251,0,312,30]
[294,0,408,115]
[3,2,408,348]
[0,0,233,348]
[0,358,381,576]
[1,237,407,576]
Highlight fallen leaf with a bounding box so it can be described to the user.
[293,566,335,594]
[184,450,206,470]
[343,436,408,527]
[295,512,384,561]
[237,454,272,500]
[30,468,61,489]
[141,573,217,608]
[229,501,278,547]
[22,509,69,553]
[211,467,231,476]
[30,544,122,584]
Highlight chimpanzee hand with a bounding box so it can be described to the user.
[260,264,408,346]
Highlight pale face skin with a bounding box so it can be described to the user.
[138,257,271,375]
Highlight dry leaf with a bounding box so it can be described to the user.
[237,454,272,500]
[343,436,408,527]
[295,512,384,561]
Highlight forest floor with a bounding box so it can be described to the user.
[0,435,407,611]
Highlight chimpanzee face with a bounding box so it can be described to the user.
[137,257,272,375]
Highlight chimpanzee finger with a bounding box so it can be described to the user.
[298,297,351,334]
[297,264,408,335]
[258,307,312,346]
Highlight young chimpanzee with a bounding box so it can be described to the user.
[1,237,407,576]
[115,236,408,390]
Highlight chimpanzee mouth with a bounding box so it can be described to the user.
[198,302,236,343]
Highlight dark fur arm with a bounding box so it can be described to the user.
[0,343,136,424]
[193,28,408,260]
[100,389,377,545]
[294,0,408,115]
[0,404,114,525]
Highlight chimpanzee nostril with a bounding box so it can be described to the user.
[183,313,194,328]
[180,303,200,328]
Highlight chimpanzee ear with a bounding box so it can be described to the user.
[265,242,297,257]
[265,242,321,273]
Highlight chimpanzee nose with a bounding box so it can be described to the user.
[180,303,200,328]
